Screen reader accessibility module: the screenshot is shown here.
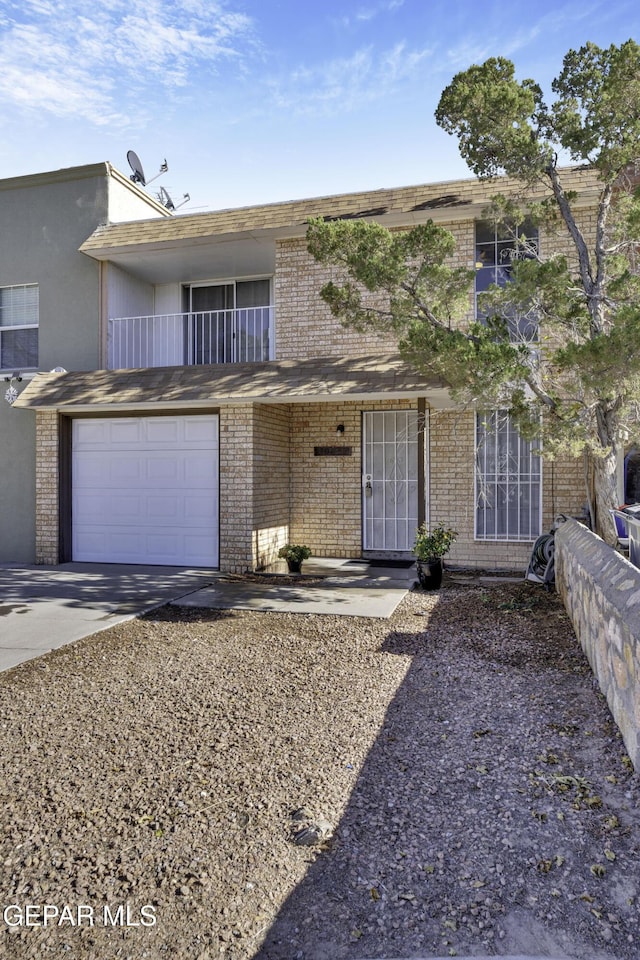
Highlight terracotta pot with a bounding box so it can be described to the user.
[416,558,443,590]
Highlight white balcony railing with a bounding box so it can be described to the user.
[107,307,274,370]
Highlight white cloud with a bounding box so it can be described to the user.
[267,40,431,117]
[334,0,405,31]
[443,2,604,74]
[0,0,254,126]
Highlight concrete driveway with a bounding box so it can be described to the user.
[0,559,413,674]
[0,563,215,673]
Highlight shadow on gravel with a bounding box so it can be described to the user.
[256,583,639,960]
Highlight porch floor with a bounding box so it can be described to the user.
[173,557,415,619]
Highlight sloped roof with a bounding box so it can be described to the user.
[14,354,451,411]
[79,166,601,256]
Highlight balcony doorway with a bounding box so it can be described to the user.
[188,279,271,364]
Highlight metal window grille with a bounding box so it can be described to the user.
[362,410,419,551]
[475,411,542,541]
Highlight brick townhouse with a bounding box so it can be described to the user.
[3,162,600,572]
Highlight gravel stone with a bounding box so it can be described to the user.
[0,580,638,960]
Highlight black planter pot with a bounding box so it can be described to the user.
[416,558,443,590]
[286,560,303,574]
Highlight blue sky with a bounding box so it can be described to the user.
[0,0,638,212]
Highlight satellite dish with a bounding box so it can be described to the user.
[126,151,168,187]
[127,150,146,186]
[157,186,190,212]
[158,186,174,210]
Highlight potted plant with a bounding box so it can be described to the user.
[277,543,312,574]
[413,522,457,590]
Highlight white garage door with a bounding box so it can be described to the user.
[72,415,219,566]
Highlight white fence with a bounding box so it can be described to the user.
[107,307,274,369]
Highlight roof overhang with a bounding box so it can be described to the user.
[78,166,603,285]
[13,355,454,413]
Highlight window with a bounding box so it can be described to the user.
[475,411,542,541]
[187,279,272,364]
[475,220,538,341]
[0,284,38,370]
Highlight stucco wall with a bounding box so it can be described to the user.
[106,172,169,224]
[555,518,640,769]
[0,169,109,563]
[0,403,36,563]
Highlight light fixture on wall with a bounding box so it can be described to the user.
[336,424,345,436]
[4,371,22,405]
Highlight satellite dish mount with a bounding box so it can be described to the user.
[157,186,190,212]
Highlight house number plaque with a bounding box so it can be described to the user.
[314,446,353,457]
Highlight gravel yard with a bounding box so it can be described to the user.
[0,578,639,960]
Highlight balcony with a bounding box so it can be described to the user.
[107,307,274,370]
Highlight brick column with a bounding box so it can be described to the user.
[219,404,256,572]
[35,410,60,565]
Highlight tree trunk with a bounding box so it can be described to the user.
[591,446,620,545]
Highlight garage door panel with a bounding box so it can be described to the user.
[72,415,219,566]
[113,496,146,520]
[75,494,147,523]
[73,457,107,484]
[109,420,143,444]
[74,530,109,556]
[146,419,180,443]
[146,457,181,482]
[183,451,219,484]
[184,495,217,521]
[146,533,181,558]
[184,418,218,443]
[183,533,221,564]
[145,495,180,520]
[110,457,143,482]
[74,421,109,445]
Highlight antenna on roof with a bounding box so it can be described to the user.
[157,185,190,212]
[126,150,168,187]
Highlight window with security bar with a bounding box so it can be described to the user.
[475,411,542,541]
[0,284,39,370]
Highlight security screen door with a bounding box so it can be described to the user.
[362,410,419,551]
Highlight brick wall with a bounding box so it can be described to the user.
[219,404,255,572]
[274,213,597,361]
[290,401,362,556]
[252,403,291,569]
[275,238,399,359]
[31,400,587,573]
[35,410,59,565]
[429,409,586,570]
[219,402,293,572]
[290,399,417,558]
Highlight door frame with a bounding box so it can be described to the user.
[361,399,427,558]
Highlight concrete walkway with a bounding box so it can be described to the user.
[174,557,412,618]
[0,559,413,673]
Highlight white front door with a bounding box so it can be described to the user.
[362,410,419,552]
[72,415,219,566]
